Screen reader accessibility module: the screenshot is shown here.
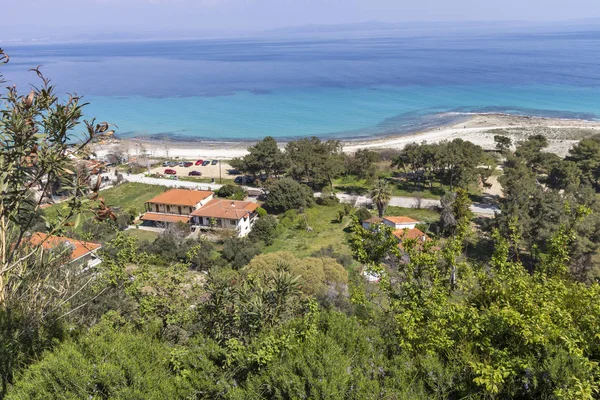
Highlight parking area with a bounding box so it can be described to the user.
[150,159,239,180]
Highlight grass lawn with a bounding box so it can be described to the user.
[43,182,167,221]
[265,204,354,258]
[125,228,160,242]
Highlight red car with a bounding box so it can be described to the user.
[195,159,204,165]
[183,162,194,167]
[164,168,177,175]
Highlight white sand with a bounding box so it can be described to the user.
[93,113,600,160]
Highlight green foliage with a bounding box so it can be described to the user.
[265,177,314,213]
[285,137,345,189]
[216,184,247,200]
[221,237,262,269]
[255,206,267,217]
[230,136,287,177]
[6,318,204,399]
[494,134,512,153]
[345,149,380,181]
[370,179,392,218]
[248,215,279,246]
[355,206,372,222]
[245,251,348,301]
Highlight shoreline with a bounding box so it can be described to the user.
[93,113,600,160]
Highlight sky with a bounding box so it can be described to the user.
[4,0,600,41]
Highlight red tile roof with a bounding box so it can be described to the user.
[140,213,191,224]
[191,199,258,220]
[393,228,429,241]
[146,189,213,207]
[384,216,419,224]
[28,232,101,261]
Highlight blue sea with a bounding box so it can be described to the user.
[3,30,600,141]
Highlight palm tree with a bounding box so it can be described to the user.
[370,179,392,218]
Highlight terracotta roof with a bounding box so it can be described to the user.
[140,212,191,224]
[363,216,383,223]
[384,216,419,224]
[393,228,429,241]
[146,189,213,207]
[191,199,258,220]
[28,232,101,261]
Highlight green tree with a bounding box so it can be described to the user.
[230,136,286,177]
[494,134,512,153]
[567,135,600,188]
[248,214,278,246]
[216,184,247,200]
[285,137,345,189]
[265,178,314,213]
[370,179,392,218]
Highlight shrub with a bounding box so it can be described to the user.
[265,178,314,213]
[221,237,262,269]
[244,251,348,302]
[355,207,372,222]
[256,206,267,218]
[248,215,279,246]
[216,184,247,200]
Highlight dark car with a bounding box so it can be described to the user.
[188,171,202,176]
[164,168,177,175]
[234,175,255,185]
[183,162,194,167]
[202,160,210,166]
[211,159,219,165]
[195,159,204,165]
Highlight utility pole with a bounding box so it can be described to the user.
[219,160,222,183]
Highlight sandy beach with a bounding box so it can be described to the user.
[93,113,600,161]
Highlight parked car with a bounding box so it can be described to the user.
[164,168,177,175]
[234,175,255,184]
[188,171,202,176]
[195,159,204,165]
[167,161,177,167]
[211,159,218,165]
[183,162,193,167]
[162,161,169,167]
[178,161,187,167]
[228,169,241,175]
[202,160,210,166]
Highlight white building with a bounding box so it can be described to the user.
[191,199,259,237]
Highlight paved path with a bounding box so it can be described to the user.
[331,193,499,216]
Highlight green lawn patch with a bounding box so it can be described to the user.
[125,228,159,242]
[43,182,167,221]
[265,204,354,258]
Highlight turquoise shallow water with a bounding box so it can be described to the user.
[83,84,600,140]
[4,32,600,140]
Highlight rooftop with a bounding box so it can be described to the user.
[146,189,213,206]
[363,216,383,224]
[28,232,101,261]
[392,227,429,242]
[191,199,259,220]
[384,216,419,224]
[140,213,191,224]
